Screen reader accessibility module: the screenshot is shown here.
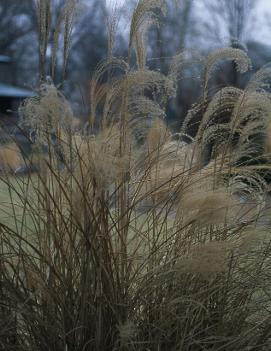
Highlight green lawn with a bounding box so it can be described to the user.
[0,174,38,233]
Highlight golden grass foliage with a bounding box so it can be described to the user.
[1,1,271,350]
[0,142,22,172]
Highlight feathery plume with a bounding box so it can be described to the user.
[202,48,251,99]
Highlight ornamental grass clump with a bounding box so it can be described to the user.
[1,1,271,350]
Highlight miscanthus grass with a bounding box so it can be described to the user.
[1,0,271,350]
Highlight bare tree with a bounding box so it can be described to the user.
[201,0,255,44]
[147,0,194,72]
[0,1,37,54]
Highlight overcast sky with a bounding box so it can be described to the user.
[106,0,271,45]
[254,0,271,44]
